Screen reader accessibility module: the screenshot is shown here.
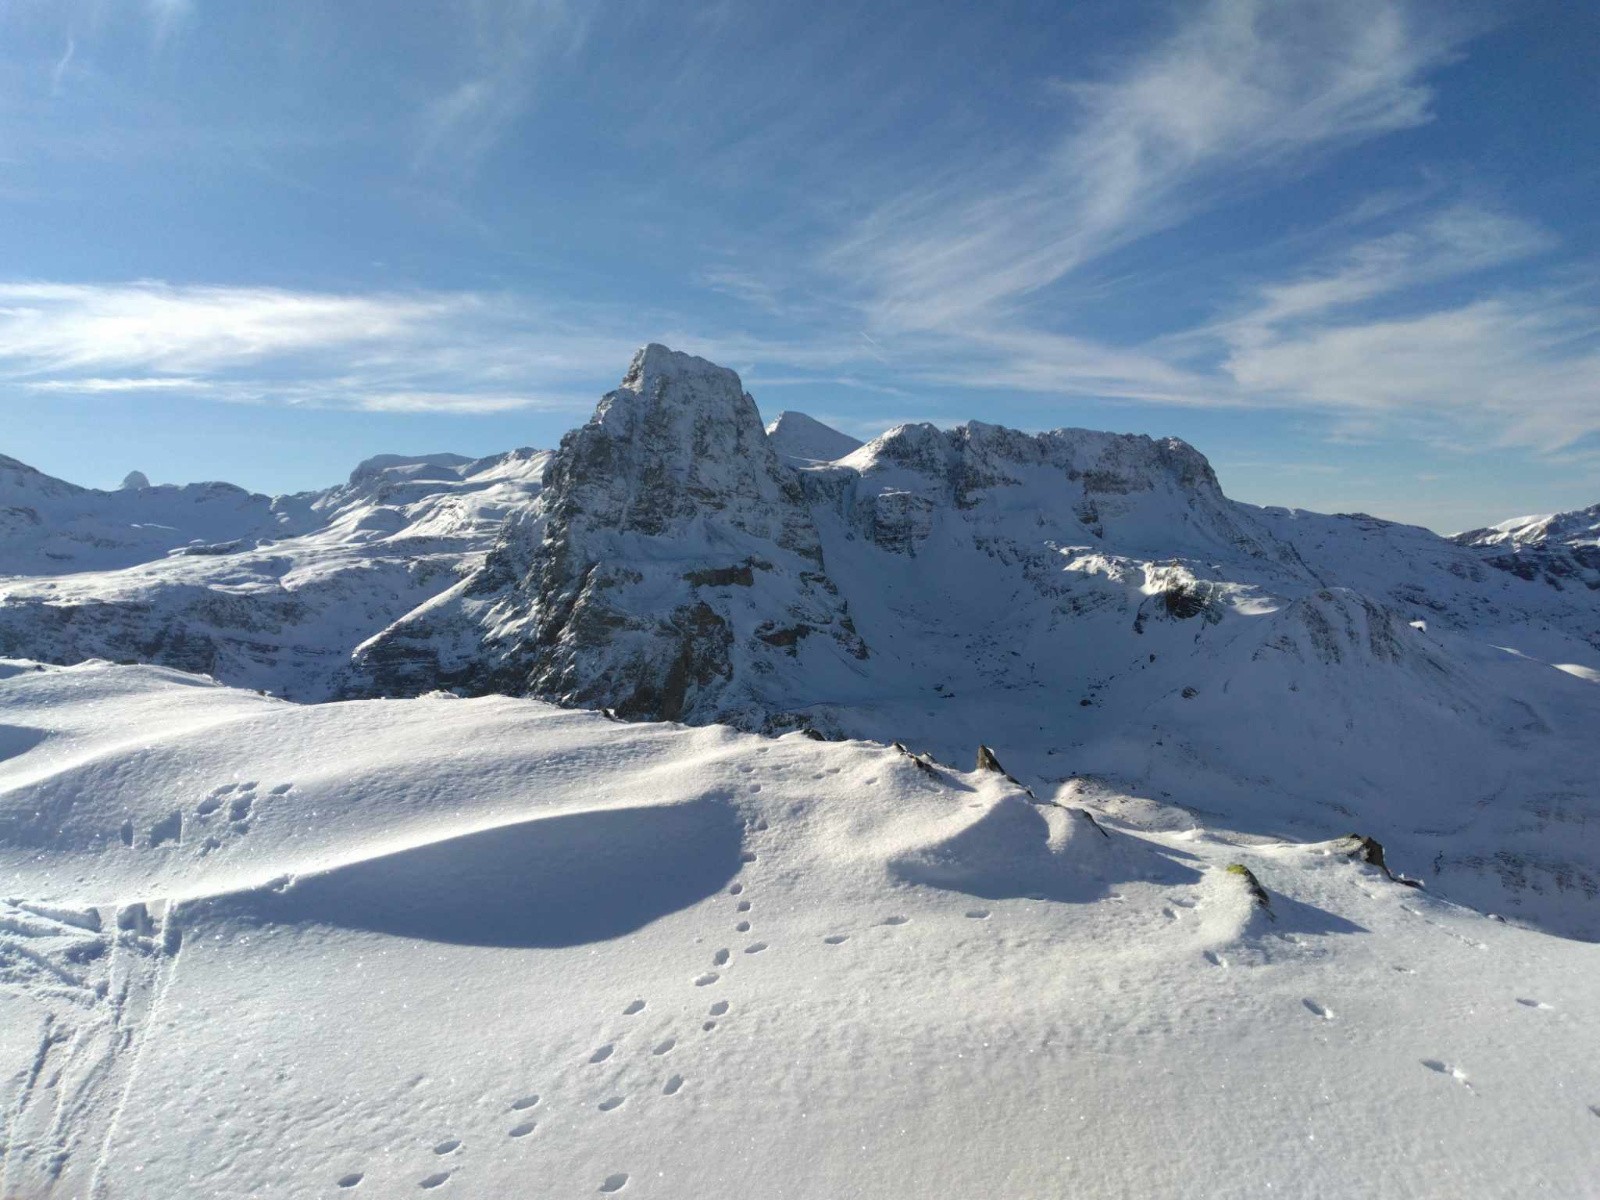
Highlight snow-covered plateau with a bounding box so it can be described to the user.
[2,345,1599,1198]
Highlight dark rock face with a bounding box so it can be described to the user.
[348,345,870,728]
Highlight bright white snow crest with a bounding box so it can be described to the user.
[2,344,1599,1198]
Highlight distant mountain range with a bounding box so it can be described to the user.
[4,345,1598,938]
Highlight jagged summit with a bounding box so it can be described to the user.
[765,411,863,465]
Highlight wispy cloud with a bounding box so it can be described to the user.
[0,281,630,414]
[1186,204,1600,451]
[413,0,593,176]
[1221,291,1600,451]
[830,0,1465,334]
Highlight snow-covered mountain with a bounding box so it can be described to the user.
[4,344,1599,941]
[764,409,863,465]
[4,346,1600,1197]
[0,449,550,699]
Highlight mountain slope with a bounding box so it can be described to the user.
[0,449,550,699]
[763,410,862,465]
[5,345,1599,939]
[2,659,1597,1199]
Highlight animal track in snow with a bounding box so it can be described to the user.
[589,1044,614,1064]
[709,1000,729,1016]
[149,809,182,848]
[744,942,767,954]
[965,909,991,920]
[823,935,849,945]
[1302,999,1334,1020]
[623,999,646,1015]
[420,1171,452,1189]
[433,1138,461,1155]
[712,948,730,967]
[600,1172,630,1192]
[652,1037,676,1056]
[510,1094,539,1111]
[598,1096,625,1112]
[509,1121,536,1138]
[694,971,720,986]
[663,1075,684,1095]
[1516,998,1552,1010]
[881,916,909,926]
[1421,1060,1474,1091]
[337,1173,364,1188]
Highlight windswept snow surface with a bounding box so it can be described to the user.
[2,659,1598,1198]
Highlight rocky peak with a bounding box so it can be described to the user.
[542,343,816,555]
[347,344,868,725]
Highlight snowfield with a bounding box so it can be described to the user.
[4,345,1600,1198]
[3,658,1598,1198]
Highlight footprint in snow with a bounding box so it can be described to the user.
[598,1096,625,1112]
[652,1037,676,1056]
[694,972,720,987]
[510,1094,539,1111]
[881,916,909,926]
[1421,1060,1474,1091]
[589,1044,614,1064]
[709,1000,729,1016]
[965,909,991,920]
[1203,950,1227,968]
[600,1173,630,1192]
[509,1121,536,1138]
[736,900,751,913]
[1516,998,1552,1010]
[740,851,758,863]
[663,1075,684,1095]
[744,942,767,955]
[433,1138,461,1155]
[823,935,849,945]
[420,1171,451,1189]
[712,948,730,967]
[623,999,645,1015]
[269,782,292,795]
[336,1174,364,1189]
[728,883,744,896]
[1302,999,1334,1020]
[735,920,751,933]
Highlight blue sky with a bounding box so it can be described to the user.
[0,0,1596,531]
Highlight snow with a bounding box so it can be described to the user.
[763,411,863,465]
[3,343,1600,1196]
[0,447,551,699]
[2,658,1598,1198]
